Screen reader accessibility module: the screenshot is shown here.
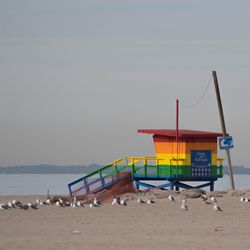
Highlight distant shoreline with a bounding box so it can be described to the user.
[0,164,101,174]
[0,165,249,174]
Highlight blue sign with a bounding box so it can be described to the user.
[219,136,234,150]
[191,150,212,177]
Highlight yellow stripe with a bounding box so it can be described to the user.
[154,141,217,154]
[156,153,218,165]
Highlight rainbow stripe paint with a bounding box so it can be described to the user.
[138,129,224,178]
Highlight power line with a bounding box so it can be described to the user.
[180,75,213,108]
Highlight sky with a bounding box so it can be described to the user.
[0,0,250,167]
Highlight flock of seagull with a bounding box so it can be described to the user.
[0,194,226,211]
[1,194,249,211]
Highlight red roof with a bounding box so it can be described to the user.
[137,129,223,138]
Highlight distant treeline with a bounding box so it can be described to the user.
[0,164,249,174]
[0,164,101,174]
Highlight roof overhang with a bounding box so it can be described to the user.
[137,129,224,138]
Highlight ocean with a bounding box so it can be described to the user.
[0,174,249,195]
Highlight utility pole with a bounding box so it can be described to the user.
[212,70,235,190]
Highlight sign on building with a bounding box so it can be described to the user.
[191,150,212,177]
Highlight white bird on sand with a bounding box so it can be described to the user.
[40,201,46,206]
[93,198,100,206]
[76,200,83,207]
[46,198,51,205]
[213,203,223,211]
[7,201,14,208]
[147,198,155,204]
[181,200,188,210]
[244,198,249,203]
[168,195,175,202]
[0,203,8,210]
[120,199,127,206]
[112,197,120,205]
[27,202,38,209]
[240,196,245,202]
[89,203,99,208]
[56,201,64,207]
[211,196,217,203]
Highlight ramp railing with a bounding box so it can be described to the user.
[68,158,130,197]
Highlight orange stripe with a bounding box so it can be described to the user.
[154,142,186,154]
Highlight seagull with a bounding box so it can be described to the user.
[168,195,175,202]
[112,197,120,205]
[244,198,249,203]
[19,204,30,210]
[7,201,14,208]
[56,201,64,207]
[38,200,47,206]
[35,199,41,205]
[71,202,76,208]
[46,198,51,205]
[147,198,155,204]
[181,200,188,210]
[137,197,146,204]
[27,202,38,209]
[93,198,100,206]
[76,200,84,207]
[213,203,223,211]
[65,201,71,207]
[240,196,245,202]
[12,200,22,208]
[211,196,217,203]
[0,203,8,210]
[58,198,66,207]
[89,203,99,208]
[120,199,127,206]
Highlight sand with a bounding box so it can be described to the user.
[1,190,250,250]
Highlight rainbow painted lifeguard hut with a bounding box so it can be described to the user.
[135,129,223,191]
[68,128,224,199]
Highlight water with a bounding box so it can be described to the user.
[0,174,249,195]
[0,174,84,196]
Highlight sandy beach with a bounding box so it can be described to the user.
[1,190,250,250]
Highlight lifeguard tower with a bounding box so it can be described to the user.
[134,129,223,191]
[68,127,224,199]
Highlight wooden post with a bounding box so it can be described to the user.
[212,70,235,190]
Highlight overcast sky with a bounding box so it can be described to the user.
[0,0,249,167]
